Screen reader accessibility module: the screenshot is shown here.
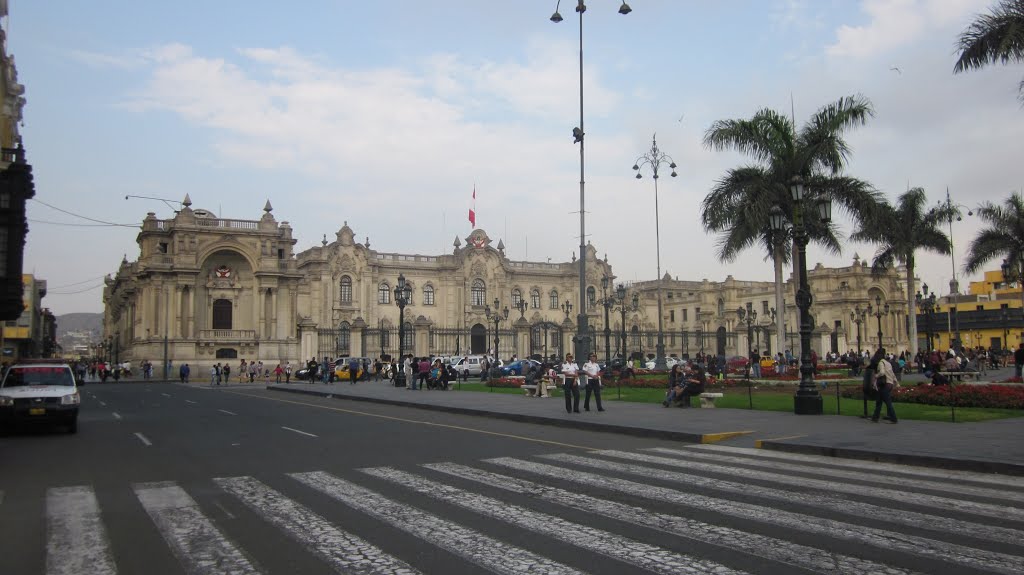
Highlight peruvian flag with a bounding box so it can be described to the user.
[468,186,476,228]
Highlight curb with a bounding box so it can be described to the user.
[267,385,707,443]
[759,440,1024,477]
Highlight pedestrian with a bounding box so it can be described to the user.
[582,353,604,411]
[222,364,231,384]
[663,363,685,406]
[404,355,413,389]
[239,359,247,383]
[869,347,899,423]
[349,356,360,384]
[274,363,283,383]
[418,357,430,389]
[210,363,219,386]
[285,361,292,383]
[179,363,190,384]
[750,348,760,378]
[561,353,581,414]
[676,364,707,408]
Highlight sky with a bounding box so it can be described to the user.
[9,0,1024,314]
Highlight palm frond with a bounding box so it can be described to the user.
[954,0,1024,73]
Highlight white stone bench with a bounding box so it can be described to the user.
[699,392,724,408]
[520,379,553,397]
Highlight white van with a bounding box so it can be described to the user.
[449,355,491,376]
[0,362,81,433]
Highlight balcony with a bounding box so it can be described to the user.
[198,329,257,341]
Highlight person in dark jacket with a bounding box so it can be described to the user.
[677,365,706,408]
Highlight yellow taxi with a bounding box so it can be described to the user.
[334,358,368,381]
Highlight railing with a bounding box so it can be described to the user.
[198,329,257,340]
[196,218,259,230]
[508,261,562,271]
[373,254,439,264]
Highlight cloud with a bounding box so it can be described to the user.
[826,0,985,59]
[68,49,143,69]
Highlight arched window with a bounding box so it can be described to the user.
[378,283,391,304]
[212,299,232,330]
[531,289,541,310]
[340,276,352,304]
[471,279,486,306]
[338,321,351,355]
[717,298,725,317]
[587,286,596,310]
[423,285,435,306]
[549,289,559,309]
[511,288,523,308]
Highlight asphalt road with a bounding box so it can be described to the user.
[1,381,1023,574]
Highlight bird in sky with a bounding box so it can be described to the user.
[890,65,902,75]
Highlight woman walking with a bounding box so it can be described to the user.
[870,347,899,424]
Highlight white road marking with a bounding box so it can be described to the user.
[134,482,260,574]
[597,449,1024,524]
[490,456,1024,575]
[212,501,236,520]
[361,466,747,575]
[280,426,317,438]
[215,476,421,574]
[161,393,171,398]
[425,462,914,575]
[134,432,152,446]
[45,486,117,575]
[691,443,1024,489]
[218,409,237,416]
[291,471,585,575]
[98,401,106,407]
[112,412,121,420]
[655,446,1024,504]
[185,400,197,404]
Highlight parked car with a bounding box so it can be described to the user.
[449,355,494,376]
[334,357,371,381]
[500,359,542,376]
[0,362,80,433]
[644,357,681,370]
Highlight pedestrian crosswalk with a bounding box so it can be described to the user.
[6,445,1024,574]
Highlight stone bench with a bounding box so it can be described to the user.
[520,380,553,397]
[699,392,724,408]
[943,371,980,382]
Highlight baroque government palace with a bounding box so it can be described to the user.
[103,197,909,370]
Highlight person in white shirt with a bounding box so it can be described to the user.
[581,353,604,412]
[561,353,581,414]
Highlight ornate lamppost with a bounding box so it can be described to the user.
[632,134,676,370]
[611,284,639,365]
[867,295,890,349]
[736,306,755,378]
[915,284,937,353]
[485,298,509,362]
[850,305,868,354]
[393,273,412,387]
[769,176,831,415]
[550,0,631,366]
[600,275,614,365]
[513,298,528,319]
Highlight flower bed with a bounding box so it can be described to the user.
[840,383,1024,409]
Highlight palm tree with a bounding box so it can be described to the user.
[702,95,881,357]
[954,0,1024,102]
[850,187,955,356]
[964,192,1024,312]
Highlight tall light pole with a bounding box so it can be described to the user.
[394,273,411,388]
[612,284,639,365]
[632,134,677,370]
[600,275,613,366]
[737,306,755,378]
[932,189,972,353]
[850,306,868,354]
[915,284,937,353]
[769,176,831,415]
[485,298,509,362]
[867,295,890,349]
[550,0,631,367]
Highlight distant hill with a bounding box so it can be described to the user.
[56,312,103,337]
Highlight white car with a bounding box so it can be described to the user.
[645,357,681,370]
[0,362,81,433]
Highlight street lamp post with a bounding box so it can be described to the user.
[915,284,937,353]
[933,190,972,353]
[867,295,890,349]
[769,176,831,415]
[600,276,613,366]
[632,134,676,370]
[611,284,639,365]
[485,298,510,364]
[550,0,631,367]
[850,306,868,354]
[393,273,412,388]
[737,307,755,379]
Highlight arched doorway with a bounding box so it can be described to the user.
[716,326,727,357]
[470,324,487,354]
[212,299,232,330]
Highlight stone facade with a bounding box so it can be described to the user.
[103,199,909,373]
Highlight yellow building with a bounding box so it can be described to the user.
[916,269,1022,354]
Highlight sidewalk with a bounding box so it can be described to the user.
[266,377,1024,476]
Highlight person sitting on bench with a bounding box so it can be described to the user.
[676,364,707,408]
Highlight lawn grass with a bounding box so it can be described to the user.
[457,379,1024,423]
